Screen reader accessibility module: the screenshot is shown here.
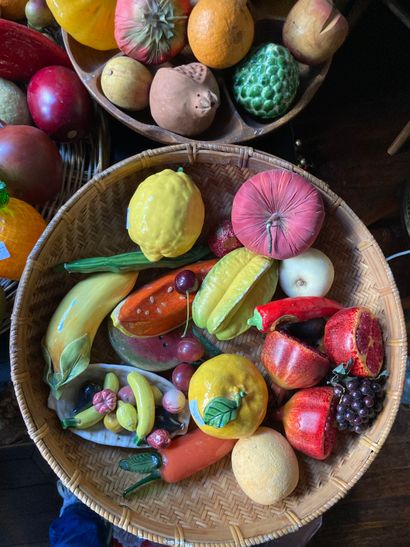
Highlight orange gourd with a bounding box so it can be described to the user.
[187,0,254,69]
[45,0,117,51]
[0,182,46,280]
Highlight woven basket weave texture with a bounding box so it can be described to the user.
[10,144,407,546]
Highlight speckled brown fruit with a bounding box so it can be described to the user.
[149,62,220,137]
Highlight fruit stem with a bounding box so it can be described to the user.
[181,291,190,338]
[0,182,10,209]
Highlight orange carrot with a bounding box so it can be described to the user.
[113,259,217,337]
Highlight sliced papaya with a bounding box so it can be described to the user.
[111,259,218,337]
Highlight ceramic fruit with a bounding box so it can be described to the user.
[176,337,204,362]
[248,296,342,333]
[192,248,278,340]
[27,66,93,142]
[127,371,156,444]
[146,428,171,449]
[116,400,138,431]
[111,259,216,337]
[0,182,46,281]
[92,388,117,415]
[115,0,191,65]
[207,219,242,258]
[273,386,337,460]
[149,62,220,137]
[261,330,330,389]
[284,317,326,348]
[187,0,254,69]
[0,0,27,20]
[231,427,299,505]
[324,307,384,377]
[72,382,103,414]
[162,389,186,414]
[43,272,138,399]
[101,56,153,111]
[0,77,31,125]
[118,385,136,405]
[172,363,195,393]
[283,0,349,65]
[0,122,63,205]
[188,354,268,439]
[25,0,54,28]
[232,169,325,260]
[127,168,205,262]
[46,0,117,51]
[279,248,335,297]
[104,412,124,433]
[233,43,299,119]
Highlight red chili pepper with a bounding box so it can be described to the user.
[247,296,343,333]
[0,19,71,82]
[120,428,236,497]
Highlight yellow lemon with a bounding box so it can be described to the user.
[232,427,299,505]
[127,168,205,262]
[188,354,268,439]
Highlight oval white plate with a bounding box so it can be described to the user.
[48,363,190,448]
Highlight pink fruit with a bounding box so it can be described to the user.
[324,307,384,378]
[232,169,325,260]
[162,389,186,414]
[92,389,117,415]
[27,66,93,142]
[176,337,204,363]
[118,385,136,405]
[273,386,337,460]
[261,330,330,389]
[172,362,195,392]
[208,219,242,258]
[147,428,171,449]
[283,0,349,65]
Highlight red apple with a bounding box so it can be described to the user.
[273,386,337,460]
[283,0,349,65]
[261,330,330,389]
[27,66,93,142]
[324,307,384,377]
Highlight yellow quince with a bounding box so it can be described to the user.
[127,168,205,262]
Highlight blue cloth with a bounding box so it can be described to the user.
[49,502,111,547]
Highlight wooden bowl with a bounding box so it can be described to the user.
[11,144,407,545]
[63,13,331,145]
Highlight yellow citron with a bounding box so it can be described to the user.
[188,354,268,439]
[45,0,117,51]
[127,168,205,262]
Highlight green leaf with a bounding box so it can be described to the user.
[119,453,162,474]
[203,392,246,429]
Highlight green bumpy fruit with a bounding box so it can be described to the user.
[232,43,299,119]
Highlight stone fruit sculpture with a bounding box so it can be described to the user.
[149,63,220,137]
[0,182,46,281]
[0,77,31,125]
[0,121,63,205]
[92,388,117,415]
[279,248,335,297]
[27,66,93,142]
[127,168,205,261]
[283,0,349,65]
[233,43,299,119]
[231,169,325,260]
[101,55,152,111]
[25,0,54,29]
[115,0,191,65]
[261,330,330,389]
[188,353,268,439]
[232,427,299,505]
[192,247,278,340]
[46,0,117,51]
[324,307,384,377]
[187,0,254,69]
[273,386,337,460]
[207,219,242,258]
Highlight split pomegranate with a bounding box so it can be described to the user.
[273,386,337,460]
[324,307,384,377]
[261,330,330,389]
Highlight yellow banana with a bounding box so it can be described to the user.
[127,371,155,445]
[43,272,138,399]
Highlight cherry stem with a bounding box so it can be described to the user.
[181,291,190,338]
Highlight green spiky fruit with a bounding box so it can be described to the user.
[232,43,299,119]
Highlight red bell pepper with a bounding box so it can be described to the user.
[0,19,71,82]
[248,296,343,333]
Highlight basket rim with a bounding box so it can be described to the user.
[10,143,408,546]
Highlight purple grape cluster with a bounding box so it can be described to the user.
[334,376,386,434]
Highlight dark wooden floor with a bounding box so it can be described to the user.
[1,1,410,546]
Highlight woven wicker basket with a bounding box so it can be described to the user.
[10,144,407,546]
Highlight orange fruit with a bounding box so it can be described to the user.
[0,183,46,281]
[0,0,27,21]
[187,0,255,69]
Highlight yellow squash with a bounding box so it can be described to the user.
[46,0,117,51]
[127,168,205,262]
